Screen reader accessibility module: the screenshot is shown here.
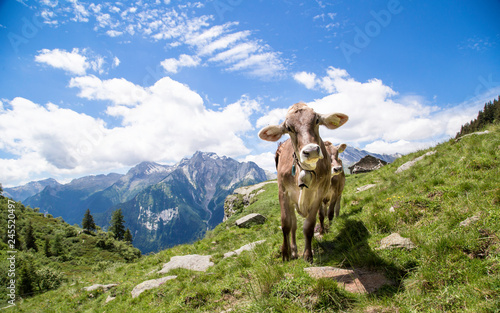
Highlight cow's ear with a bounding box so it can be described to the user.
[259,124,285,142]
[320,113,348,129]
[337,143,347,153]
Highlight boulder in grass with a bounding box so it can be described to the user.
[158,254,214,274]
[395,151,436,173]
[84,283,118,292]
[235,213,266,228]
[223,240,266,258]
[131,276,177,298]
[377,233,416,250]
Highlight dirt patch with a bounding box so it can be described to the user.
[304,267,393,294]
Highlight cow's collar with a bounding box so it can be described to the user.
[292,152,316,188]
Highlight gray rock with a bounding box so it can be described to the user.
[377,233,416,250]
[395,151,436,173]
[235,213,266,228]
[158,254,214,274]
[131,276,177,298]
[349,155,387,174]
[455,130,490,142]
[459,215,480,227]
[223,240,266,258]
[84,283,118,292]
[105,295,116,303]
[356,184,377,192]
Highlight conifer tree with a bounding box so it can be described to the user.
[18,262,35,297]
[123,228,133,243]
[82,209,96,233]
[44,236,51,257]
[51,233,64,256]
[110,209,125,240]
[24,220,37,252]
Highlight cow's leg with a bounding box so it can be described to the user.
[280,194,293,261]
[281,217,291,261]
[318,201,327,235]
[334,195,342,218]
[290,210,298,259]
[327,195,337,221]
[303,207,318,263]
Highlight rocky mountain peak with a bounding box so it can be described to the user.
[3,178,61,202]
[128,161,172,177]
[66,173,122,190]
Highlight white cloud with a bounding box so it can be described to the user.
[36,1,286,79]
[241,152,277,173]
[112,56,120,67]
[363,140,433,155]
[35,48,88,75]
[227,52,285,79]
[35,48,117,75]
[209,42,259,63]
[293,71,317,89]
[106,30,123,37]
[0,97,109,184]
[198,30,251,56]
[68,0,90,22]
[161,54,201,73]
[256,108,288,128]
[0,76,261,185]
[69,75,148,106]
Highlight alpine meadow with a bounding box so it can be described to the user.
[1,1,500,312]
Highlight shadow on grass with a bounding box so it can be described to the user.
[313,218,407,298]
[339,206,363,219]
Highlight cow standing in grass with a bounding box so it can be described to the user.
[258,102,348,262]
[318,141,347,235]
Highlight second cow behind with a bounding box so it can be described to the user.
[318,141,347,235]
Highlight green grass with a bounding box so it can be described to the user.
[4,124,500,312]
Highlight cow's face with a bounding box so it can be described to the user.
[259,102,348,170]
[325,142,347,176]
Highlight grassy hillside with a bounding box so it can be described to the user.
[4,124,499,312]
[0,198,141,307]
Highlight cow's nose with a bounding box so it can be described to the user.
[332,166,343,174]
[300,144,323,168]
[302,145,320,158]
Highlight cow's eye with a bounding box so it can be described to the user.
[316,118,320,125]
[286,125,293,133]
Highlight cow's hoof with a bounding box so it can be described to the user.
[303,251,313,264]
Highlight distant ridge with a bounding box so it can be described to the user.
[3,178,60,202]
[340,146,401,167]
[13,151,267,253]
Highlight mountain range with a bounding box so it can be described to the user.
[340,146,401,167]
[3,148,399,253]
[4,151,268,253]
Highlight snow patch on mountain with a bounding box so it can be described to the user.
[139,205,179,231]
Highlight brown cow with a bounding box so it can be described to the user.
[259,102,348,262]
[318,141,347,235]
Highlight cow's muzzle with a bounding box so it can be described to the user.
[331,166,343,175]
[300,144,323,169]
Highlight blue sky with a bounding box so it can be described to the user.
[1,0,499,186]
